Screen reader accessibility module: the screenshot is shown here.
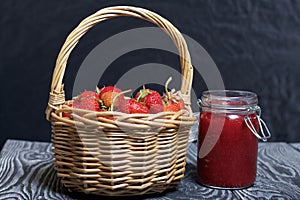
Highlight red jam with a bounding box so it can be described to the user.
[197,90,260,189]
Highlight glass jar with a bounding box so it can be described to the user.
[197,90,271,189]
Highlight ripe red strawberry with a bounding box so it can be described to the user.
[135,87,164,114]
[117,98,149,114]
[98,86,122,98]
[164,99,185,112]
[73,91,100,111]
[97,86,124,109]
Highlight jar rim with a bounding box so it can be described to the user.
[200,90,258,111]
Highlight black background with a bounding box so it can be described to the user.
[1,0,300,148]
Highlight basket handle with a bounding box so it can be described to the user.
[46,6,193,119]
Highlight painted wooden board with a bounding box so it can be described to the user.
[0,139,300,199]
[290,143,300,152]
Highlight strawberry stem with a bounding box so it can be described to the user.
[137,86,151,102]
[96,86,100,94]
[111,89,132,111]
[165,77,173,100]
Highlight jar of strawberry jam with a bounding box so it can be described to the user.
[197,90,271,189]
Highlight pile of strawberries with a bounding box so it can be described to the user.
[63,78,185,117]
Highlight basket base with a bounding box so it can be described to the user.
[62,181,179,197]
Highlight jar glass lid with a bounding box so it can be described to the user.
[199,90,258,110]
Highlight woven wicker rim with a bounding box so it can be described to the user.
[46,6,194,119]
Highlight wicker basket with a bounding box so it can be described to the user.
[45,6,196,196]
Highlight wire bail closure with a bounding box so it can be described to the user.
[244,106,271,142]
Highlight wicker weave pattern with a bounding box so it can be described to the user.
[46,6,196,196]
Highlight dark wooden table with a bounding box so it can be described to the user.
[1,138,300,199]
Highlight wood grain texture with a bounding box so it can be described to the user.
[234,142,300,200]
[290,143,300,152]
[1,139,300,200]
[0,140,70,200]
